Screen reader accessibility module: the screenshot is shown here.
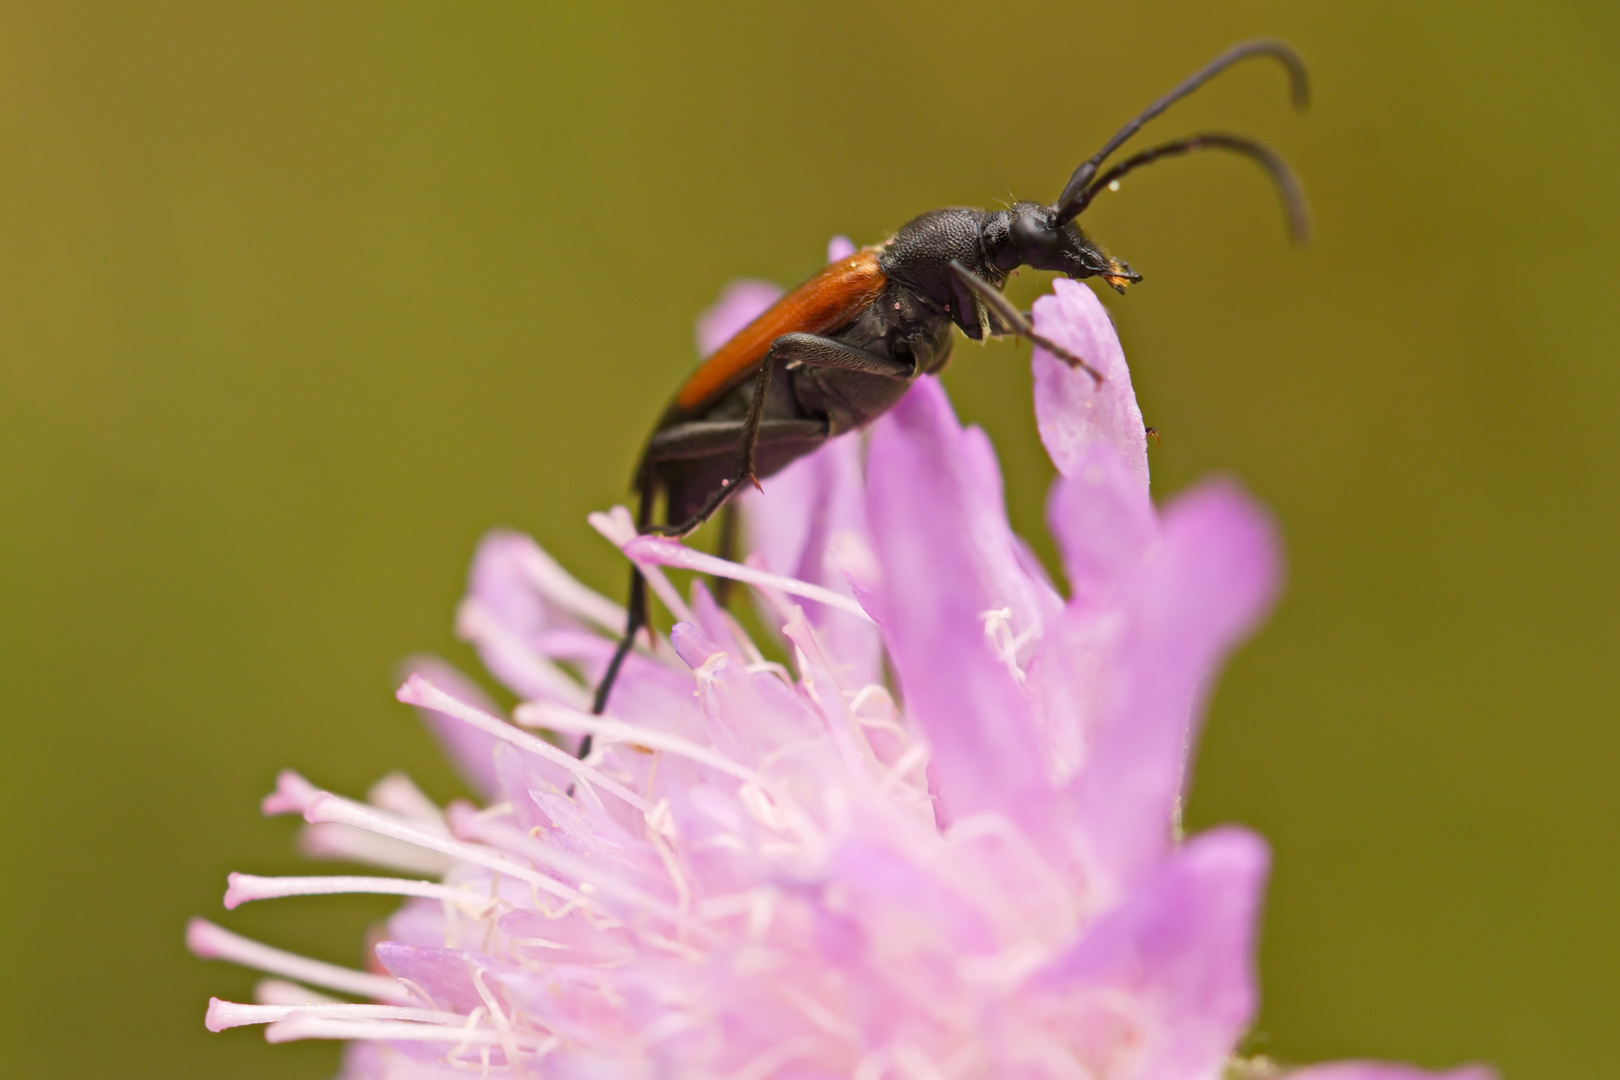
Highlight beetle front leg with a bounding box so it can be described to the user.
[948,260,1105,385]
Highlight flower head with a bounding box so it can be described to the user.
[192,272,1489,1080]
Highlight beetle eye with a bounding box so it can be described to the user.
[1010,211,1062,263]
[1010,215,1042,249]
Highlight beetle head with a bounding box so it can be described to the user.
[987,202,1140,294]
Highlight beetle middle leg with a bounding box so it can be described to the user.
[771,332,917,379]
[651,334,913,540]
[643,416,828,536]
[649,357,836,540]
[594,333,903,716]
[591,416,823,719]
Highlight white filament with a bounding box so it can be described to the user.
[624,535,875,623]
[224,873,489,911]
[187,919,411,1003]
[399,676,655,815]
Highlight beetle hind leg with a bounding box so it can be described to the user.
[588,565,646,731]
[714,502,739,606]
[589,465,658,730]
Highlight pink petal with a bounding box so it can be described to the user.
[1051,476,1282,892]
[741,433,884,688]
[372,942,493,1014]
[456,530,598,706]
[864,379,1050,835]
[1046,442,1158,606]
[688,578,754,659]
[546,629,695,732]
[826,235,856,262]
[670,621,819,765]
[1032,278,1149,489]
[695,279,783,356]
[1023,828,1268,1080]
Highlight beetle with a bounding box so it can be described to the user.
[590,40,1308,719]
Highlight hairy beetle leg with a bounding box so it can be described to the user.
[773,333,917,380]
[713,503,739,606]
[948,261,1105,385]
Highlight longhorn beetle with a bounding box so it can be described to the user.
[589,40,1308,725]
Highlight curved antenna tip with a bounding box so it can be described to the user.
[1233,38,1311,110]
[1055,40,1311,218]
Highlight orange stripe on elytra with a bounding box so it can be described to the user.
[675,249,888,412]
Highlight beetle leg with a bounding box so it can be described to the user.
[646,423,828,537]
[589,563,646,727]
[644,419,825,461]
[714,502,739,606]
[645,331,897,541]
[590,467,658,727]
[647,363,828,538]
[771,332,916,379]
[644,418,826,545]
[947,260,1105,385]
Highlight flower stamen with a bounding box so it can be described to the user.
[206,997,461,1032]
[399,675,655,814]
[187,919,411,1002]
[224,873,493,914]
[629,533,875,624]
[590,507,696,624]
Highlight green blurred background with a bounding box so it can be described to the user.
[1,2,1615,1076]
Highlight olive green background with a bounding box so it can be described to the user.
[2,3,1615,1077]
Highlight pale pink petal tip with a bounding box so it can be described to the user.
[695,279,783,356]
[393,672,430,708]
[185,916,225,958]
[260,770,317,816]
[826,234,856,262]
[1032,276,1149,488]
[222,872,251,910]
[204,997,234,1033]
[397,656,503,800]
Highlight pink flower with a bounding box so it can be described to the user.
[191,273,1490,1080]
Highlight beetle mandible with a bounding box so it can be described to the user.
[591,40,1309,719]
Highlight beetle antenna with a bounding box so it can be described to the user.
[1071,132,1310,244]
[1054,39,1307,220]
